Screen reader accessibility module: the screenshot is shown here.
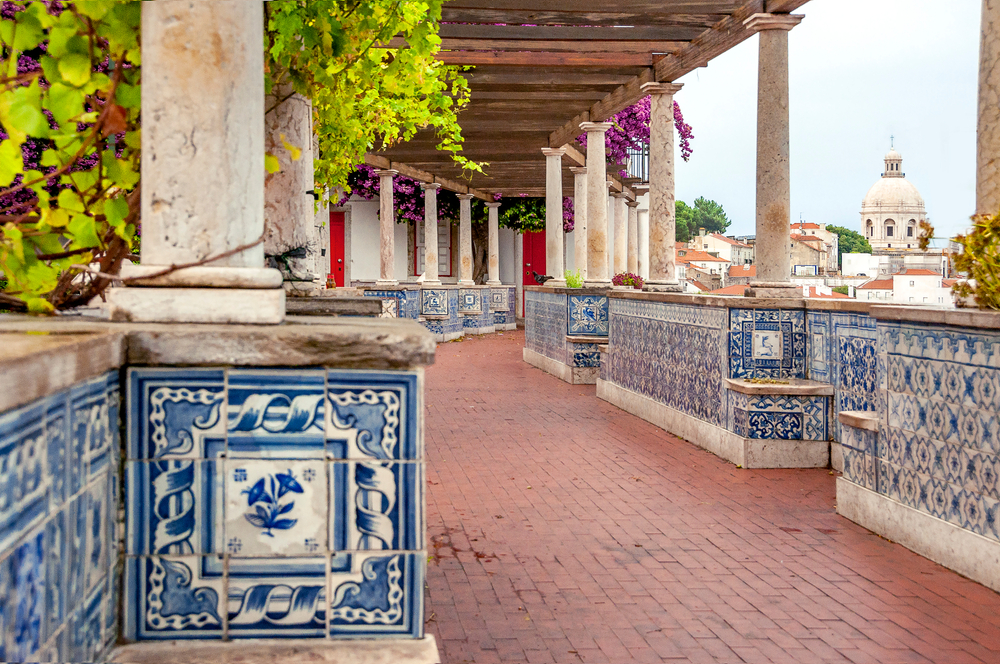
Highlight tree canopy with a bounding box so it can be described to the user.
[675,197,730,243]
[827,225,873,266]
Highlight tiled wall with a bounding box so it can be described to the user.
[123,368,425,641]
[607,299,727,427]
[729,309,807,380]
[567,295,609,337]
[460,288,493,332]
[808,312,878,439]
[0,372,121,663]
[525,291,568,363]
[879,321,1000,543]
[727,393,828,440]
[421,289,463,340]
[365,289,419,320]
[490,287,516,328]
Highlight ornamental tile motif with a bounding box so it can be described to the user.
[490,288,508,312]
[567,295,609,336]
[420,289,448,316]
[459,289,482,314]
[727,392,828,441]
[729,308,805,380]
[525,291,569,363]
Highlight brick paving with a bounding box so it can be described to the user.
[423,330,1000,664]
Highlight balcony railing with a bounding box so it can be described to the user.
[625,144,649,183]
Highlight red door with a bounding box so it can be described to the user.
[522,231,546,316]
[329,211,345,287]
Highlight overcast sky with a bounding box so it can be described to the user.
[673,0,980,239]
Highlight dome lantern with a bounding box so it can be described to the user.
[883,147,904,178]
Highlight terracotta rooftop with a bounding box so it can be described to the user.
[709,285,750,296]
[676,249,729,263]
[791,234,824,243]
[790,222,821,230]
[709,284,849,299]
[859,278,894,290]
[690,280,710,292]
[899,269,941,276]
[706,233,752,248]
[728,265,756,277]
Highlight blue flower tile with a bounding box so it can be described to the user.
[45,394,69,509]
[123,555,225,641]
[326,371,420,461]
[66,492,88,609]
[567,295,609,336]
[126,460,223,556]
[225,459,326,557]
[127,368,226,460]
[227,370,326,459]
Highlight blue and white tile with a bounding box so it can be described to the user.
[70,375,113,484]
[328,552,424,638]
[127,368,226,460]
[225,460,326,557]
[0,401,48,554]
[459,289,482,314]
[567,295,609,336]
[326,371,419,461]
[126,459,223,556]
[65,491,88,609]
[45,395,69,509]
[44,509,67,643]
[124,555,225,641]
[489,289,508,312]
[420,289,448,316]
[329,462,422,553]
[226,556,327,638]
[66,583,104,663]
[82,479,109,595]
[6,526,46,662]
[227,370,326,459]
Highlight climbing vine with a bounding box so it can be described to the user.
[0,0,140,313]
[952,214,1000,310]
[265,0,480,195]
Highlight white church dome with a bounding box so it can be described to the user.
[859,145,927,250]
[862,176,924,209]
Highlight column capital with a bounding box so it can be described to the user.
[579,121,613,133]
[541,147,567,158]
[633,184,650,195]
[421,182,442,191]
[743,13,803,32]
[456,193,475,200]
[626,200,640,208]
[569,166,588,175]
[375,169,398,178]
[610,191,628,199]
[641,82,683,96]
[485,202,502,209]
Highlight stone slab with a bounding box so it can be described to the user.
[120,264,283,289]
[870,305,1000,331]
[838,410,880,432]
[0,331,125,413]
[566,335,609,344]
[0,316,435,370]
[598,379,829,469]
[837,477,1000,593]
[606,290,807,310]
[109,636,440,664]
[107,287,286,324]
[724,378,835,396]
[286,296,381,317]
[831,441,844,472]
[524,286,610,296]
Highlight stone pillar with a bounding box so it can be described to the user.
[745,13,802,292]
[486,202,502,286]
[422,183,442,286]
[375,169,399,286]
[627,200,640,275]
[634,184,650,279]
[611,192,628,276]
[514,232,524,316]
[641,81,683,291]
[580,122,613,286]
[569,167,588,281]
[110,0,284,323]
[457,194,475,286]
[542,147,567,287]
[264,88,316,294]
[979,0,1000,215]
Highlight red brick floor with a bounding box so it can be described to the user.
[423,330,1000,664]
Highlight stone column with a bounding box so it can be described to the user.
[580,122,613,286]
[633,184,650,279]
[979,0,1000,215]
[110,0,284,323]
[457,194,475,286]
[627,200,640,274]
[745,13,802,293]
[422,183,442,286]
[641,81,683,291]
[606,180,615,277]
[542,147,567,287]
[486,202,502,286]
[375,169,399,286]
[569,167,588,281]
[611,193,628,276]
[515,232,524,316]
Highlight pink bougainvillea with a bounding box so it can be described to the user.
[579,96,694,174]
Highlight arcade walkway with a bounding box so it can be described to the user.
[424,331,1000,664]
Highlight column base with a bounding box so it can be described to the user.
[121,264,283,289]
[107,287,285,324]
[746,282,801,299]
[486,280,502,287]
[457,280,476,286]
[375,279,400,288]
[644,281,682,293]
[422,279,442,286]
[546,279,568,288]
[583,280,612,288]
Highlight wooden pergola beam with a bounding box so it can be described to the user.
[437,24,705,41]
[439,9,727,28]
[386,38,684,53]
[439,52,658,67]
[364,155,493,201]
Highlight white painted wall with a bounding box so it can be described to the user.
[499,227,517,284]
[394,222,409,281]
[842,253,881,277]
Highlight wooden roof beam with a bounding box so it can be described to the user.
[437,24,705,41]
[439,52,657,67]
[386,37,685,53]
[439,9,728,28]
[363,154,493,201]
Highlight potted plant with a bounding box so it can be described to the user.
[612,272,644,289]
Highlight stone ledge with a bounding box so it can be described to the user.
[0,330,125,413]
[524,286,610,296]
[804,299,874,313]
[724,378,835,396]
[870,305,1000,331]
[837,478,1000,593]
[607,290,807,310]
[286,296,381,317]
[839,410,880,432]
[0,315,435,370]
[109,636,441,664]
[566,335,609,344]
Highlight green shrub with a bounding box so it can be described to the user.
[952,213,1000,310]
[564,269,583,288]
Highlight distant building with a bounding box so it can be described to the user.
[728,264,756,285]
[857,268,955,307]
[710,284,850,299]
[861,147,928,251]
[689,229,753,265]
[790,222,839,273]
[676,247,730,289]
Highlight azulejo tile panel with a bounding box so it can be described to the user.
[525,291,568,363]
[489,288,508,312]
[125,367,426,641]
[567,295,609,336]
[729,308,806,380]
[0,370,119,663]
[459,289,482,315]
[726,392,828,441]
[420,289,448,316]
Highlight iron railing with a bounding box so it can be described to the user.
[625,144,649,183]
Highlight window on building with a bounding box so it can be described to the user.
[907,226,914,237]
[909,297,914,302]
[910,281,915,286]
[886,226,894,237]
